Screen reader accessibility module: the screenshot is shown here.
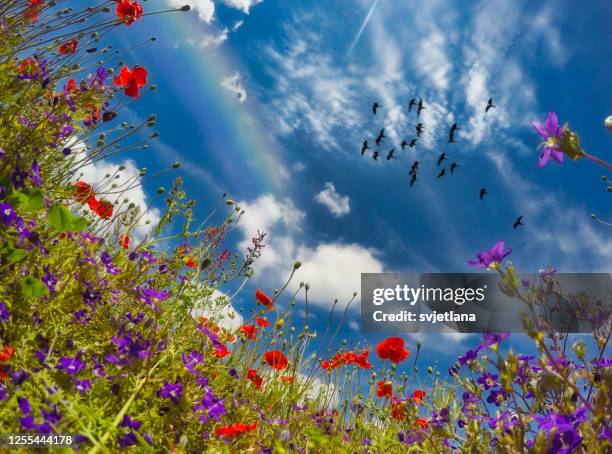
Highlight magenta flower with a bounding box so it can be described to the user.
[468,240,512,268]
[532,112,564,168]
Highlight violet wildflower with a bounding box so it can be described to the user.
[157,381,183,404]
[532,112,564,167]
[480,332,510,349]
[121,415,143,431]
[11,370,29,385]
[468,240,512,269]
[458,348,480,366]
[477,372,498,390]
[0,301,10,322]
[118,432,138,448]
[0,202,17,226]
[11,164,27,189]
[56,356,86,376]
[30,160,42,187]
[74,379,92,394]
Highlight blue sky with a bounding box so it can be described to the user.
[100,0,611,364]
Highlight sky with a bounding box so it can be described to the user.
[95,0,612,366]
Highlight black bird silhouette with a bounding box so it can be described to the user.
[372,151,380,161]
[375,128,385,146]
[513,216,524,229]
[410,160,419,170]
[436,153,446,166]
[410,174,417,187]
[386,148,396,160]
[448,123,458,143]
[437,168,446,178]
[479,188,488,200]
[417,98,426,117]
[485,97,496,113]
[450,162,459,173]
[416,123,424,137]
[408,98,417,112]
[400,140,408,150]
[408,138,417,148]
[361,140,369,156]
[372,102,381,115]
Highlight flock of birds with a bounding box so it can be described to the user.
[361,97,525,230]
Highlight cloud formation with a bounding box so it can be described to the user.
[315,182,350,217]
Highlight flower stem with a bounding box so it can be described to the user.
[581,151,612,171]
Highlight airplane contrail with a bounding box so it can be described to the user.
[348,0,379,55]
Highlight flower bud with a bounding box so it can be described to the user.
[276,319,284,329]
[605,115,612,131]
[293,261,301,269]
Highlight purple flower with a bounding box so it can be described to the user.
[100,251,121,275]
[532,112,564,168]
[157,381,183,404]
[56,356,86,376]
[182,351,204,375]
[75,379,92,394]
[30,160,42,187]
[477,372,498,390]
[458,348,480,366]
[468,240,512,268]
[0,202,17,226]
[118,432,138,448]
[121,415,142,431]
[0,301,10,322]
[487,389,508,406]
[11,370,29,385]
[480,332,510,349]
[11,165,27,189]
[0,383,7,401]
[194,387,225,424]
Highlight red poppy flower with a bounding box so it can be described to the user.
[24,2,43,22]
[417,417,429,429]
[390,400,407,421]
[74,181,94,204]
[18,58,39,76]
[215,422,257,437]
[263,350,288,371]
[376,337,410,363]
[213,343,229,358]
[116,0,143,26]
[255,289,273,310]
[120,235,130,249]
[65,79,78,94]
[0,345,14,363]
[256,317,270,327]
[240,324,257,340]
[58,39,78,55]
[247,369,262,390]
[376,381,393,398]
[113,65,147,98]
[185,256,196,268]
[412,389,426,405]
[280,374,294,384]
[92,199,113,219]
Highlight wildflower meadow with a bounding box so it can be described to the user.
[0,1,610,453]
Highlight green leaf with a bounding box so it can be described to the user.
[5,247,27,263]
[21,276,49,298]
[8,188,44,213]
[47,203,90,232]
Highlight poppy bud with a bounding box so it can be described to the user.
[276,319,284,329]
[200,258,210,270]
[103,111,117,122]
[157,187,166,194]
[293,261,301,269]
[605,115,612,131]
[181,5,191,11]
[118,165,125,171]
[226,199,235,206]
[304,283,310,290]
[172,162,180,169]
[140,168,147,176]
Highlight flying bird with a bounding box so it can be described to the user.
[479,188,488,200]
[386,148,396,160]
[485,97,496,113]
[400,140,408,150]
[417,98,426,117]
[410,160,419,171]
[437,168,446,178]
[375,128,385,146]
[372,151,380,161]
[416,123,424,137]
[408,138,417,148]
[372,102,381,115]
[436,153,446,166]
[448,123,458,143]
[408,98,417,112]
[361,140,370,156]
[513,216,524,229]
[410,174,417,187]
[450,162,459,173]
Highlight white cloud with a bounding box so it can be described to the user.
[192,289,243,331]
[315,182,350,217]
[237,194,384,307]
[292,242,384,305]
[232,20,244,31]
[221,0,262,14]
[166,0,215,23]
[201,27,229,48]
[414,29,452,92]
[221,71,247,102]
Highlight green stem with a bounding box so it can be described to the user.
[581,151,612,172]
